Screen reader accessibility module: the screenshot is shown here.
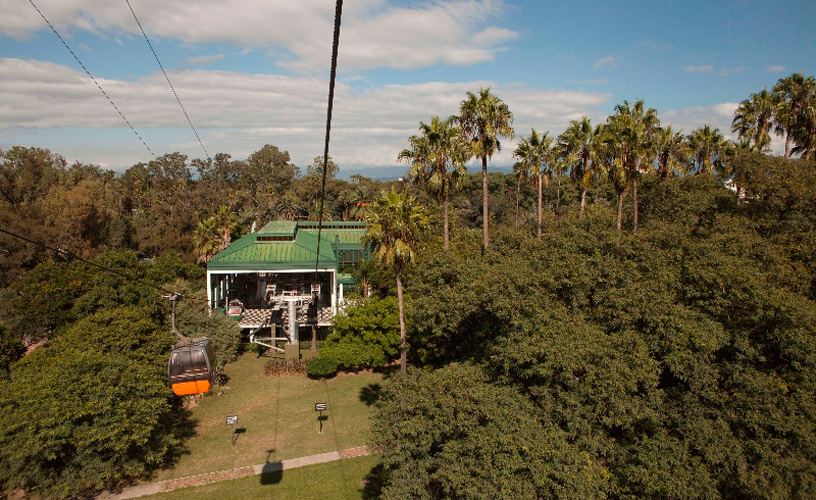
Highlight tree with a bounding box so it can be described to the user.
[306,155,340,179]
[363,189,428,374]
[513,129,553,238]
[654,125,690,180]
[370,363,609,499]
[558,117,598,219]
[772,72,816,158]
[399,116,469,249]
[459,88,514,251]
[732,88,778,152]
[688,125,731,176]
[0,307,182,498]
[321,295,400,370]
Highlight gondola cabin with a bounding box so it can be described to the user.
[168,339,216,396]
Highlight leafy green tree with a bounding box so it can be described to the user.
[321,296,400,370]
[459,88,514,251]
[370,363,609,499]
[399,115,469,249]
[0,307,182,499]
[364,189,428,374]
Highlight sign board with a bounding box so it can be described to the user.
[315,403,327,412]
[226,415,238,426]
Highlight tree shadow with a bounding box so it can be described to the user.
[155,399,199,472]
[359,383,382,406]
[360,463,386,500]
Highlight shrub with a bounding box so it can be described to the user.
[321,296,399,370]
[306,355,339,379]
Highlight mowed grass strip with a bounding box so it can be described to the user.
[155,353,385,481]
[145,454,377,500]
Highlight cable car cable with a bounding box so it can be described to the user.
[0,227,206,301]
[313,0,344,281]
[26,0,156,159]
[124,0,212,162]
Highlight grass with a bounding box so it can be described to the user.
[154,352,386,481]
[145,455,378,500]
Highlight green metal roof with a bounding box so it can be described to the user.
[259,220,297,237]
[207,220,367,271]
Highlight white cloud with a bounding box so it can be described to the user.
[0,0,517,73]
[594,57,617,70]
[181,54,224,67]
[682,65,714,73]
[718,66,747,77]
[0,58,611,171]
[765,65,786,72]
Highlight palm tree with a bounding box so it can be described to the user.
[513,129,553,238]
[193,217,221,264]
[558,117,598,219]
[399,116,469,249]
[363,189,429,374]
[600,100,659,232]
[654,126,690,179]
[688,125,730,176]
[459,88,514,251]
[732,88,778,152]
[772,72,816,158]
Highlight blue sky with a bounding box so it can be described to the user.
[1,0,813,174]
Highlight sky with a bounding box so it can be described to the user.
[1,0,814,177]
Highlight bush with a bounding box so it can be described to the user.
[306,355,339,379]
[321,296,399,370]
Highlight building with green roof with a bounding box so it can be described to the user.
[206,220,367,339]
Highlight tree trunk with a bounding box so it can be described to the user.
[515,177,521,229]
[785,132,791,158]
[442,189,450,250]
[396,273,406,375]
[616,189,624,231]
[537,174,543,239]
[633,176,638,234]
[579,187,587,219]
[556,176,561,209]
[482,154,489,251]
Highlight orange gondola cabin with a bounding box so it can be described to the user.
[168,339,216,396]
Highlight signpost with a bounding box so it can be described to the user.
[226,414,238,446]
[315,403,327,433]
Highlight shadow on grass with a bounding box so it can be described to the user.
[259,462,283,485]
[359,383,382,406]
[260,450,283,486]
[360,463,387,500]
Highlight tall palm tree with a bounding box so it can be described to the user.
[732,88,778,152]
[654,126,690,179]
[513,129,553,239]
[459,88,514,251]
[601,100,659,232]
[558,117,598,219]
[363,189,429,375]
[688,125,729,176]
[772,72,816,158]
[399,116,469,249]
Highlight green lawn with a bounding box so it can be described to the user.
[154,353,385,481]
[146,455,378,500]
